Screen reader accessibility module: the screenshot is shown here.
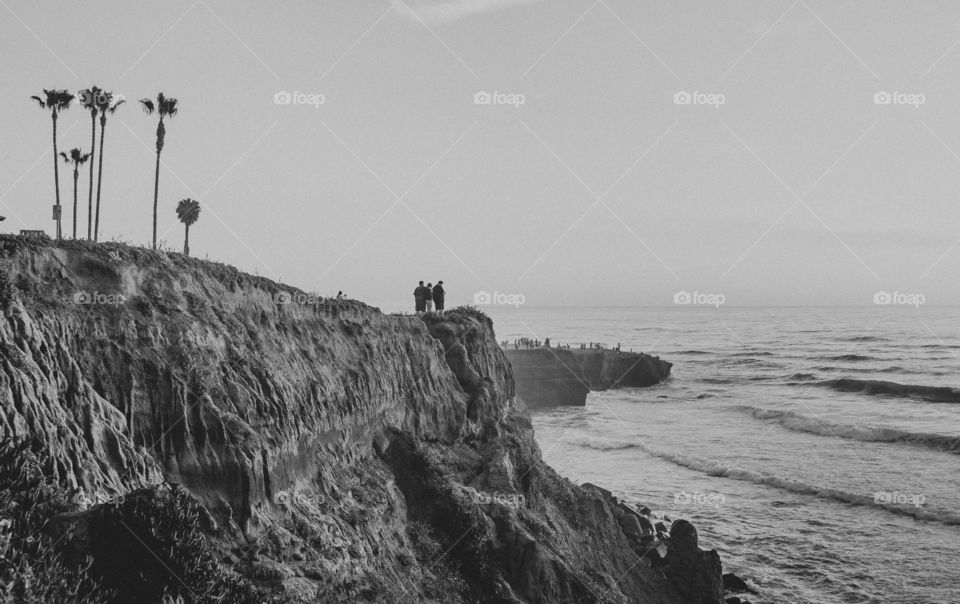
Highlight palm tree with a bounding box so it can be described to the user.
[140,93,178,249]
[175,198,200,256]
[59,148,91,239]
[93,91,125,242]
[30,89,75,239]
[79,86,101,239]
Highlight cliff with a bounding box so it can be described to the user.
[0,236,719,603]
[503,349,672,408]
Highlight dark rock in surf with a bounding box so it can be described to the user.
[723,572,756,594]
[665,520,724,604]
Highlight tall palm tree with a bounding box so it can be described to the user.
[30,89,74,239]
[176,198,200,256]
[93,91,125,242]
[59,148,91,239]
[139,93,178,250]
[79,86,101,239]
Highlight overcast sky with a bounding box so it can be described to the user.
[4,0,960,310]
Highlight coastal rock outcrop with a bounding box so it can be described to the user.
[0,236,718,603]
[503,348,672,408]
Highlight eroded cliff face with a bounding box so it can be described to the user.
[503,349,672,408]
[0,237,716,603]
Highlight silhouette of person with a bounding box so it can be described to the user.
[433,281,446,313]
[414,281,426,313]
[424,283,434,312]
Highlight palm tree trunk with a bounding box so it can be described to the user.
[52,111,61,240]
[72,169,78,239]
[94,117,107,242]
[184,223,190,256]
[87,113,96,239]
[152,149,161,250]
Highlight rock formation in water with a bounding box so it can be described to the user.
[503,348,672,408]
[0,236,719,603]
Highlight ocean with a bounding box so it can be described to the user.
[483,306,960,604]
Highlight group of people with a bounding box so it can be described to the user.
[413,280,445,313]
[582,342,620,351]
[508,339,625,352]
[513,337,550,349]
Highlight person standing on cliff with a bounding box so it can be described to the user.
[424,283,434,312]
[433,280,445,313]
[414,281,426,313]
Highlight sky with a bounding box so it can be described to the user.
[4,0,960,311]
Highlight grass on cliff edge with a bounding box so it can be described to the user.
[0,234,373,314]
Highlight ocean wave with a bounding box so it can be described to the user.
[670,350,713,355]
[837,336,888,342]
[786,372,818,382]
[722,358,784,368]
[729,351,775,357]
[566,436,639,451]
[567,435,960,524]
[818,378,960,403]
[823,354,877,361]
[812,365,921,375]
[630,444,960,525]
[734,405,960,455]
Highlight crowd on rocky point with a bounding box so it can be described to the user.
[506,338,625,352]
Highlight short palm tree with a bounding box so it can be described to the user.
[30,89,74,239]
[93,91,125,242]
[176,198,200,256]
[59,148,91,239]
[140,93,178,249]
[79,86,101,239]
